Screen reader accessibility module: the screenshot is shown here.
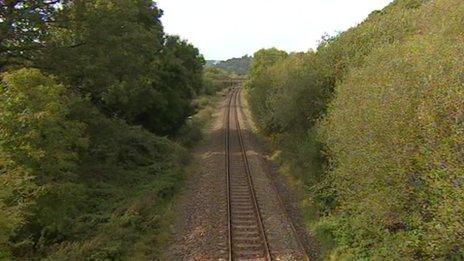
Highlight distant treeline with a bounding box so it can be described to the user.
[0,1,224,259]
[246,0,464,259]
[207,55,252,75]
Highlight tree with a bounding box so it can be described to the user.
[0,68,87,256]
[143,35,204,134]
[248,48,288,82]
[0,68,87,183]
[0,0,66,69]
[213,55,252,75]
[35,0,204,135]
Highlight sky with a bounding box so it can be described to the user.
[156,0,394,60]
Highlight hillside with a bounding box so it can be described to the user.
[205,60,220,67]
[207,55,252,75]
[246,0,464,259]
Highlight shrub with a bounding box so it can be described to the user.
[246,0,464,259]
[0,69,87,257]
[0,69,189,259]
[203,67,233,95]
[320,31,464,260]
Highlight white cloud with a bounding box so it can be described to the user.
[156,0,394,60]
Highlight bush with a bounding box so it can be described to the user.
[320,30,464,261]
[42,102,188,259]
[202,67,234,95]
[246,0,464,259]
[0,69,88,257]
[0,69,88,182]
[0,164,36,259]
[0,69,189,259]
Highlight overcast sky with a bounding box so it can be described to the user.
[156,0,394,60]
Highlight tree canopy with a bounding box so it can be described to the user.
[0,0,208,258]
[209,55,253,75]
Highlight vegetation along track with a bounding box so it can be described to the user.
[224,88,309,260]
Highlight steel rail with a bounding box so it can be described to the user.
[236,88,310,261]
[229,88,272,260]
[225,89,233,261]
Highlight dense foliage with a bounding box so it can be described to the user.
[209,55,253,75]
[202,67,236,94]
[0,0,211,259]
[246,0,464,259]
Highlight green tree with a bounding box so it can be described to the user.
[214,55,252,75]
[0,1,71,69]
[203,67,234,95]
[0,68,87,256]
[247,48,287,82]
[36,0,204,135]
[0,68,87,183]
[0,161,37,259]
[0,0,207,259]
[37,0,164,104]
[143,35,204,134]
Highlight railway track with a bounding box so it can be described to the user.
[224,88,309,260]
[225,88,271,260]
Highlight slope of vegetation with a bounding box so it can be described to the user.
[202,67,237,94]
[0,0,225,259]
[246,0,464,259]
[207,55,252,75]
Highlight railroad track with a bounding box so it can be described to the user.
[225,88,271,260]
[224,87,310,261]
